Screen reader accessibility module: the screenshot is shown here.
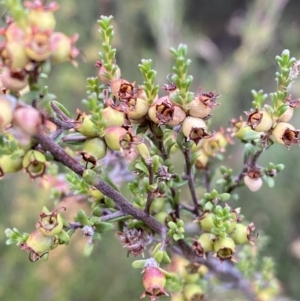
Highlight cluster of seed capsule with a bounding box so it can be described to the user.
[0,0,79,178]
[230,98,300,192]
[193,207,256,262]
[0,0,79,93]
[74,59,226,171]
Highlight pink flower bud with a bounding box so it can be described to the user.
[141,266,168,300]
[13,106,41,136]
[50,32,79,64]
[1,68,28,91]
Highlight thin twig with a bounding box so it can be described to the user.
[144,160,154,214]
[180,203,196,213]
[62,134,87,143]
[152,130,180,218]
[48,116,76,130]
[101,210,126,222]
[51,101,72,121]
[183,147,200,216]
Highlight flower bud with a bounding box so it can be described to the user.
[271,122,299,148]
[189,89,219,119]
[75,111,98,138]
[36,208,65,236]
[0,95,15,129]
[104,126,128,151]
[244,175,262,192]
[13,106,41,136]
[4,22,26,43]
[22,150,47,178]
[183,283,204,301]
[141,266,168,300]
[182,116,209,144]
[80,137,107,165]
[96,61,121,84]
[230,118,254,140]
[230,222,256,245]
[50,32,79,63]
[20,229,56,261]
[102,105,125,127]
[194,211,215,232]
[194,150,209,169]
[1,42,30,70]
[0,152,23,177]
[126,97,149,120]
[167,105,186,127]
[202,131,229,157]
[25,0,59,31]
[245,109,273,132]
[192,233,215,258]
[213,236,236,262]
[1,68,28,91]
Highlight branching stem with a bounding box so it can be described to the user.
[34,129,167,235]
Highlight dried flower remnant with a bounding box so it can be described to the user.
[182,116,210,144]
[116,227,152,257]
[148,96,174,125]
[22,149,47,178]
[36,207,65,236]
[272,122,300,149]
[189,88,220,118]
[245,109,273,132]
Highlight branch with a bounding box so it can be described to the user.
[144,160,154,214]
[34,129,167,235]
[183,147,200,216]
[48,116,76,130]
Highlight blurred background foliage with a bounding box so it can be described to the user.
[1,0,300,300]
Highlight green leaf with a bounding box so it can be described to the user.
[77,209,91,226]
[84,243,94,257]
[6,238,16,245]
[168,221,177,230]
[173,233,184,241]
[219,193,231,202]
[132,260,146,269]
[134,162,150,175]
[265,176,275,188]
[94,222,114,233]
[57,230,70,244]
